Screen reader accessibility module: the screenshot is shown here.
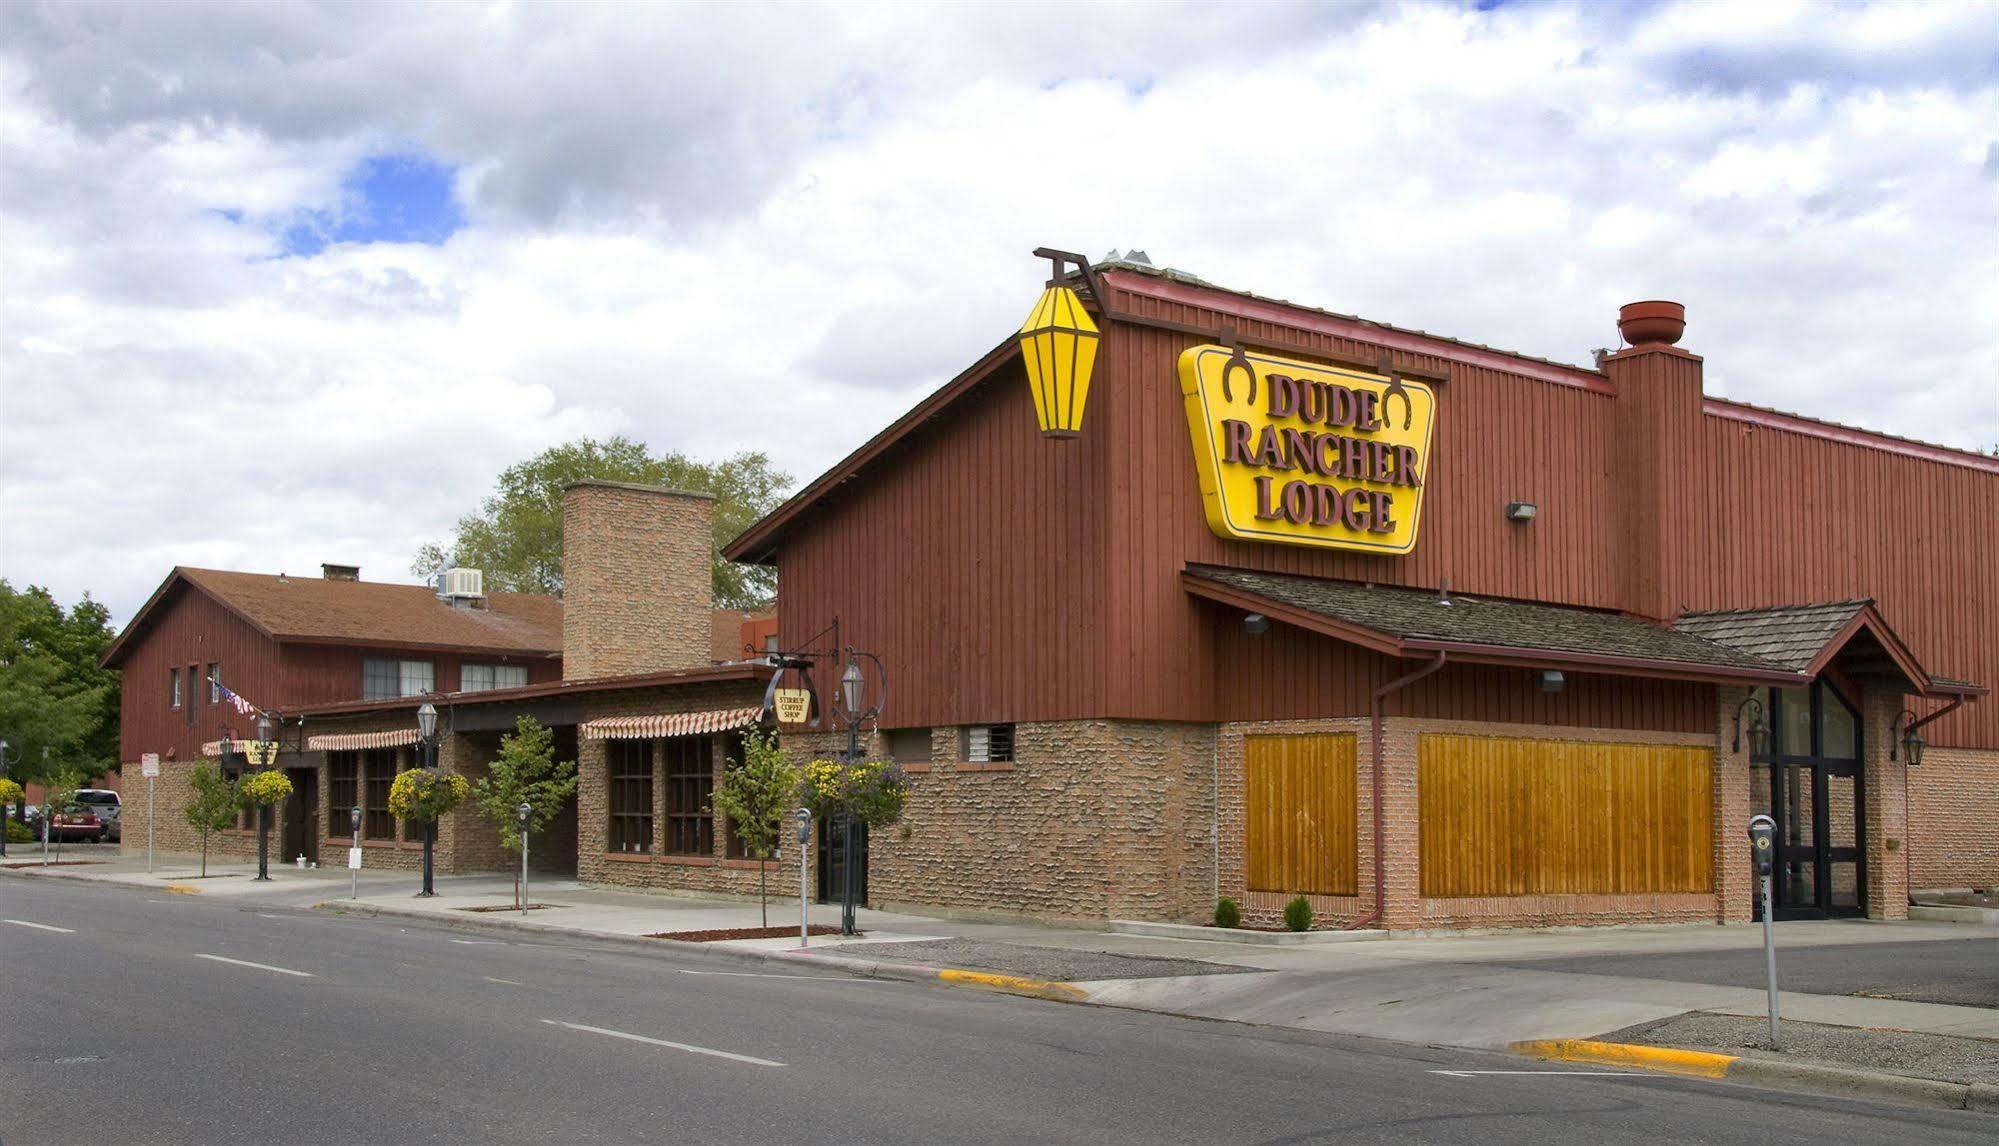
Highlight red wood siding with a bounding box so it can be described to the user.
[772,279,1997,746]
[115,586,285,764]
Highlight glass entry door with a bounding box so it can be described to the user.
[1753,681,1865,920]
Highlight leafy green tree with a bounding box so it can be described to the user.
[470,716,578,907]
[709,731,801,928]
[40,765,85,861]
[183,764,242,877]
[412,436,791,609]
[0,581,119,792]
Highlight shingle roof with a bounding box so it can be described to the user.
[1670,601,1872,673]
[1183,565,1794,678]
[175,567,562,654]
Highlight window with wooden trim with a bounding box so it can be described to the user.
[362,748,397,840]
[607,740,654,854]
[966,724,1014,764]
[362,658,435,701]
[170,668,182,710]
[461,663,529,692]
[328,752,358,833]
[662,737,714,856]
[206,663,220,705]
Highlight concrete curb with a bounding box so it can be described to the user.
[1108,919,1387,945]
[1512,1038,1997,1113]
[312,900,1088,1002]
[1909,903,1999,925]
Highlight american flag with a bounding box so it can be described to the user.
[215,681,260,717]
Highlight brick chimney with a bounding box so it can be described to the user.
[1602,300,1701,621]
[561,480,714,680]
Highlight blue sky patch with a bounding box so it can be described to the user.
[271,152,465,257]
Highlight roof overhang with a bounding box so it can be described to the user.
[289,661,774,719]
[1183,572,1808,687]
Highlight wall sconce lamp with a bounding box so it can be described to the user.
[1732,694,1770,755]
[1243,613,1270,636]
[1018,252,1101,439]
[1506,502,1538,522]
[1890,709,1926,766]
[1539,669,1564,693]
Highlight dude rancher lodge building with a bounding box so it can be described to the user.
[111,251,1995,932]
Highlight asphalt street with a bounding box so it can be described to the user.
[2,875,1993,1145]
[1493,937,1999,1008]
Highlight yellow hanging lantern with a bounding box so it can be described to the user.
[1017,284,1100,438]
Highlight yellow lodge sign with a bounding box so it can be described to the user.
[1179,345,1436,555]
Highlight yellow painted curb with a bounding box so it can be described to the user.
[1511,1039,1737,1079]
[164,884,202,895]
[937,968,1087,1002]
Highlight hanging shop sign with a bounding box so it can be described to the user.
[773,688,812,725]
[1179,345,1436,555]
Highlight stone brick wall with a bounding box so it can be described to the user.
[113,752,261,865]
[571,681,790,899]
[561,480,714,680]
[1861,684,1911,919]
[1218,715,1722,931]
[1908,744,1999,892]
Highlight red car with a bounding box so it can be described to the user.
[48,808,103,842]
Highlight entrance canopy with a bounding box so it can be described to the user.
[1184,564,1804,685]
[1674,600,1986,700]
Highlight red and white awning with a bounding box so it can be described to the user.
[200,739,254,758]
[306,728,421,752]
[580,707,763,741]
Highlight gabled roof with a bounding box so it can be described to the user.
[102,567,564,666]
[1182,565,1804,685]
[1673,600,1986,698]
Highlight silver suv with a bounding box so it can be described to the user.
[72,789,121,842]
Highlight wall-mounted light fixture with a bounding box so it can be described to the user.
[1890,709,1926,767]
[1733,693,1770,756]
[1506,502,1538,522]
[1539,669,1565,693]
[1018,270,1100,439]
[1243,613,1270,636]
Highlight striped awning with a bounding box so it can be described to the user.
[201,739,255,758]
[580,706,764,741]
[306,728,421,752]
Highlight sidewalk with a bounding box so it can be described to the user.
[12,851,1996,1107]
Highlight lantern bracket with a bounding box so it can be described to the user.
[1032,247,1106,311]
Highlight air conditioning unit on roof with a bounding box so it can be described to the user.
[436,567,485,604]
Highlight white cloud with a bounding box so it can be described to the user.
[0,0,1993,624]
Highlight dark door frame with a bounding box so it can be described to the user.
[1755,682,1865,920]
[281,766,321,866]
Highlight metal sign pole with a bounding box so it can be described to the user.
[147,775,155,874]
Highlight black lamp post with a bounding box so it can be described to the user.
[416,701,439,898]
[253,714,276,881]
[838,660,866,937]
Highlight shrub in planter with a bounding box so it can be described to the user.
[1283,895,1314,932]
[1214,897,1242,929]
[6,819,32,844]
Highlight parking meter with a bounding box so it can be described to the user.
[1747,813,1780,1048]
[349,805,364,898]
[796,808,812,945]
[1747,814,1775,877]
[516,803,532,916]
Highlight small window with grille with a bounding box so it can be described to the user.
[965,724,1015,764]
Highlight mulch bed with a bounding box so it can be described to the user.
[649,925,844,942]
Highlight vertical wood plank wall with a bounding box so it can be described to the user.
[1244,733,1357,896]
[1418,734,1712,897]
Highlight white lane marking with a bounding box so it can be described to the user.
[4,919,76,933]
[256,913,285,920]
[1429,1070,1642,1078]
[194,953,315,978]
[450,939,503,945]
[484,976,523,986]
[676,969,878,982]
[539,1019,785,1067]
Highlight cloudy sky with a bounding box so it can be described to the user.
[2,0,1994,625]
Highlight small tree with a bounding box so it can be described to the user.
[391,767,470,896]
[708,730,800,928]
[183,764,241,877]
[41,765,84,861]
[470,716,578,907]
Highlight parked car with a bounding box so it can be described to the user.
[72,789,121,842]
[48,807,104,842]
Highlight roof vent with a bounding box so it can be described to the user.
[435,567,486,608]
[321,563,360,581]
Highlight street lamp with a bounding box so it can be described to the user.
[1890,710,1927,767]
[249,714,280,881]
[415,701,440,898]
[1733,694,1771,756]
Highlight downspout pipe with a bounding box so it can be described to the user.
[1350,652,1448,931]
